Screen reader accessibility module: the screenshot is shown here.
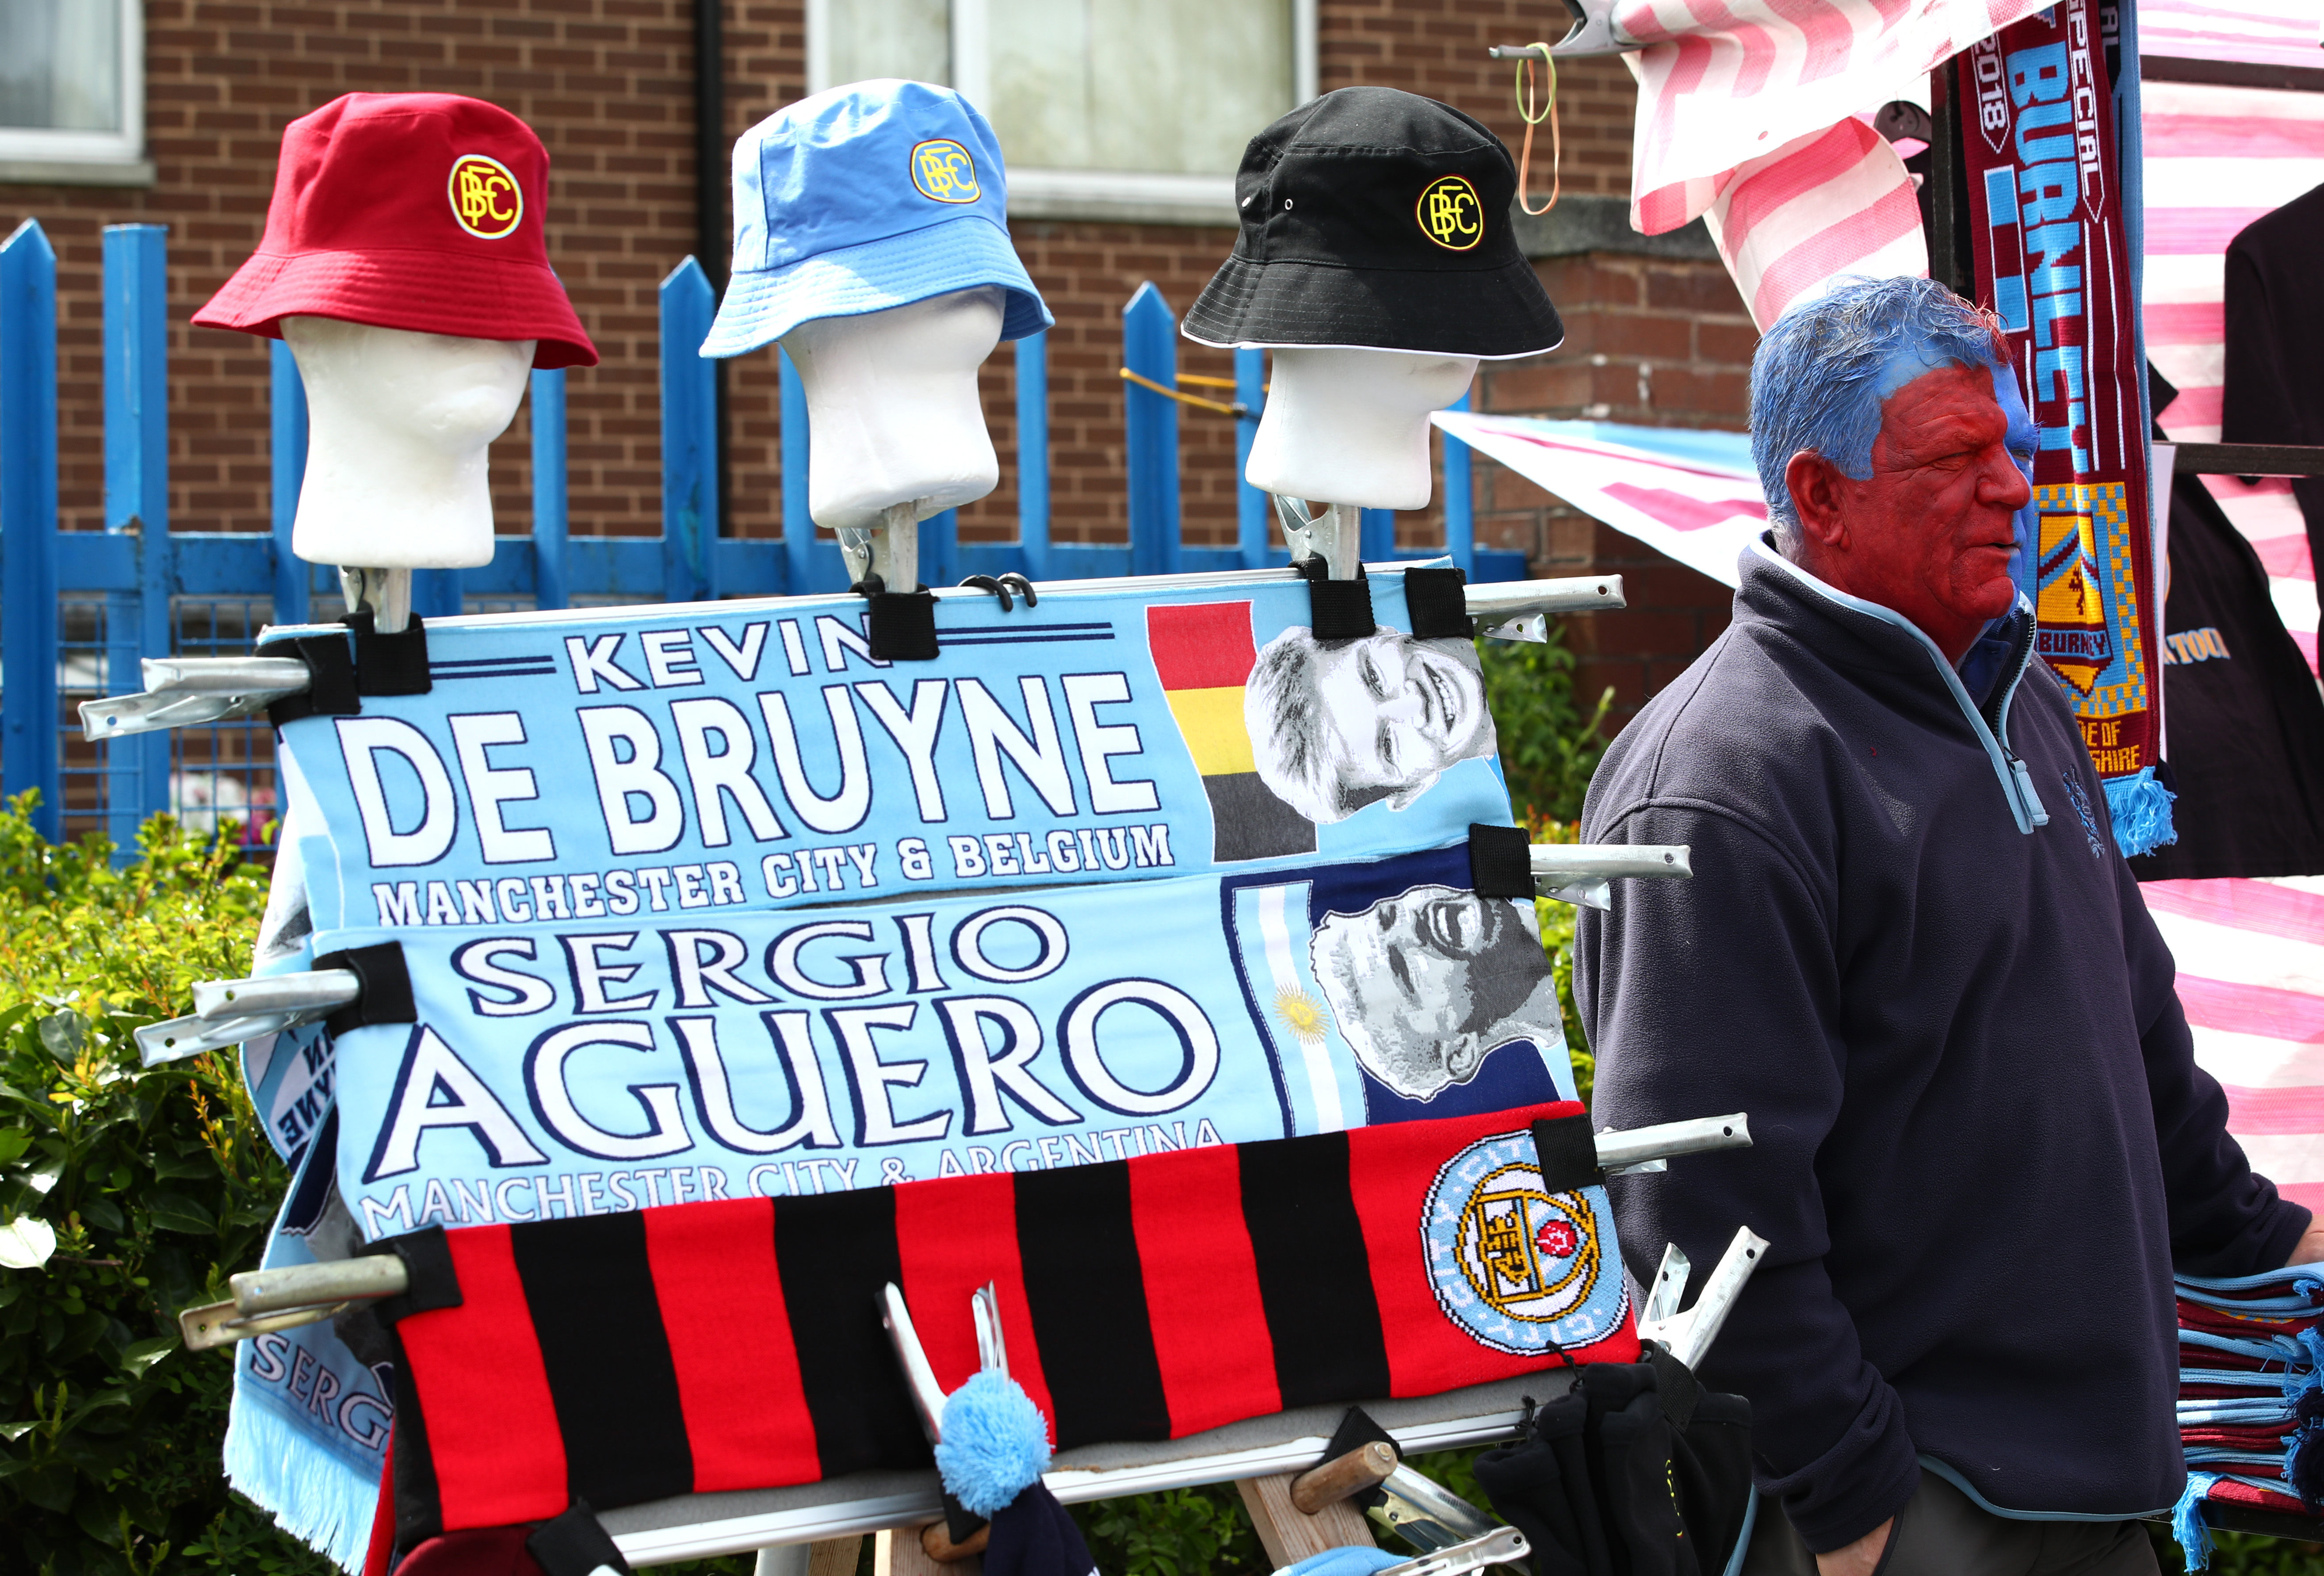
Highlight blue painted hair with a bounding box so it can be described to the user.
[1750,277,2008,546]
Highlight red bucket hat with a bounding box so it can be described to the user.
[194,93,597,368]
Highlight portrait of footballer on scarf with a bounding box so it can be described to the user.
[1309,884,1563,1101]
[1246,625,1496,825]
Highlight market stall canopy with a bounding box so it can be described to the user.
[1430,412,1763,589]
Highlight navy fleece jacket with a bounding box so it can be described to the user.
[1576,541,2308,1552]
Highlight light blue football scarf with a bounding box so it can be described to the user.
[233,568,1584,1562]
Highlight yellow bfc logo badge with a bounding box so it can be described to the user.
[1417,174,1483,252]
[911,139,981,204]
[447,154,524,240]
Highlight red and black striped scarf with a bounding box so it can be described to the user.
[364,1102,1634,1545]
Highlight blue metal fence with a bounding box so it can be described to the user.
[0,216,1519,847]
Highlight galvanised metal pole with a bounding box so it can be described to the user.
[1,219,61,841]
[103,224,172,850]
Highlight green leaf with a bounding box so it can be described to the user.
[140,1192,212,1235]
[117,1337,173,1376]
[148,1148,216,1182]
[0,1127,30,1167]
[78,1194,123,1234]
[38,1011,86,1064]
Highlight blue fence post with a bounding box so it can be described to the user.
[780,348,812,593]
[1,220,61,841]
[1016,332,1049,578]
[531,368,569,610]
[921,508,957,589]
[1122,283,1181,577]
[270,339,310,623]
[103,225,172,850]
[659,257,719,603]
[1441,389,1475,575]
[1235,347,1268,569]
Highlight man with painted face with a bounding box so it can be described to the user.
[1577,279,2323,1576]
[1246,627,1495,824]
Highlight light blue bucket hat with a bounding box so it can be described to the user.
[700,80,1051,358]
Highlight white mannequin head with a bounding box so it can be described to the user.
[780,287,1004,533]
[1246,346,1479,512]
[281,316,534,571]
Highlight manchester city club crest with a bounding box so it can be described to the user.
[1422,1128,1628,1355]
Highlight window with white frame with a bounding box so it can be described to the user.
[0,0,147,180]
[807,0,1316,222]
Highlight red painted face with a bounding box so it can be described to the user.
[1785,361,2032,663]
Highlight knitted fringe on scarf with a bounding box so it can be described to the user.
[2173,1473,2220,1572]
[223,1389,380,1574]
[2105,766,2176,859]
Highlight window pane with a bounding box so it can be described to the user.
[0,0,121,132]
[989,0,1293,175]
[827,0,952,93]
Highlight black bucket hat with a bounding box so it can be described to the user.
[1183,87,1563,360]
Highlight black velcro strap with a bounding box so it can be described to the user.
[1531,1113,1605,1196]
[1318,1404,1403,1511]
[315,941,416,1035]
[359,1224,463,1326]
[526,1500,635,1576]
[866,589,940,661]
[1644,1341,1701,1431]
[1296,556,1376,642]
[1404,566,1472,639]
[344,609,433,696]
[1469,823,1534,899]
[265,633,360,726]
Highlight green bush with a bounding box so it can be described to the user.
[1477,624,1614,826]
[0,796,308,1576]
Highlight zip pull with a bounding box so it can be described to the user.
[2010,754,2050,828]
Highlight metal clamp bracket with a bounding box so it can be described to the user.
[838,501,922,594]
[180,1253,412,1351]
[78,656,313,741]
[136,968,360,1067]
[1530,841,1690,908]
[1490,1,1636,60]
[1635,1225,1770,1370]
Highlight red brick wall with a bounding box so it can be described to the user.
[1473,252,1755,726]
[3,0,1748,714]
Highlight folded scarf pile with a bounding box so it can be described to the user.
[2171,1268,2324,1567]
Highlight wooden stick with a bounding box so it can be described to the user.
[1290,1441,1399,1515]
[874,1526,959,1576]
[807,1537,865,1576]
[1237,1473,1376,1568]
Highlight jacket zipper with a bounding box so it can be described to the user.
[1991,615,2050,830]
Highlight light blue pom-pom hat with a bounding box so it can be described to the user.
[699,79,1053,358]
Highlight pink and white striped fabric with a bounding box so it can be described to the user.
[1702,119,1926,331]
[2141,0,2324,74]
[1616,0,2052,327]
[2140,77,2324,671]
[2145,878,2324,1214]
[1430,412,1764,588]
